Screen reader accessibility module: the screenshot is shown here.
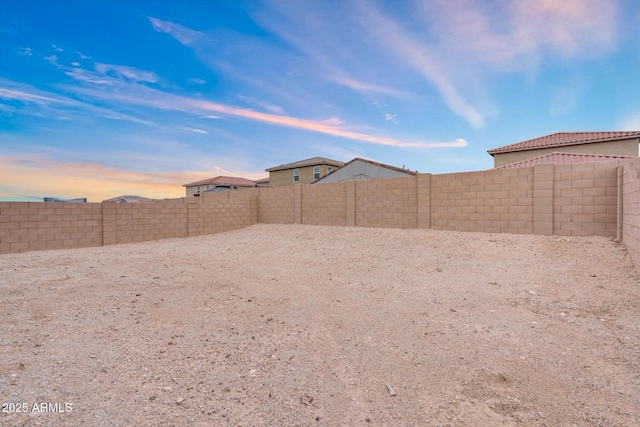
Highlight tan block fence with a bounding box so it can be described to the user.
[2,158,640,273]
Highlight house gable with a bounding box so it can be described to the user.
[314,158,416,184]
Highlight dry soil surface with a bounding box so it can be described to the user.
[1,224,639,427]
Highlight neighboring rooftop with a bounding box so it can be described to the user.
[183,176,256,188]
[488,131,640,155]
[314,158,416,184]
[495,152,638,169]
[103,195,153,203]
[265,157,345,172]
[202,186,238,193]
[43,197,87,203]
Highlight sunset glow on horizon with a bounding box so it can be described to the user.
[1,0,639,201]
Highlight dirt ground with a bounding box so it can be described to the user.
[1,224,639,426]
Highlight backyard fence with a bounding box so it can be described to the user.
[2,158,639,273]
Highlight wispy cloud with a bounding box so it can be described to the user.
[66,83,466,149]
[0,79,159,127]
[149,16,328,114]
[355,1,485,129]
[187,77,206,85]
[0,104,16,113]
[251,3,410,102]
[0,80,77,106]
[149,17,203,45]
[328,75,411,98]
[183,127,208,135]
[94,63,159,84]
[43,52,160,86]
[420,0,619,72]
[236,94,285,115]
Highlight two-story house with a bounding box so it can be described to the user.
[265,157,344,186]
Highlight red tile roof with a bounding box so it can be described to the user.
[495,152,637,169]
[183,176,256,187]
[488,131,640,154]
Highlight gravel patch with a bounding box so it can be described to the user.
[1,224,639,426]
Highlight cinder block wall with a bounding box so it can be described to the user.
[553,161,620,237]
[621,158,640,271]
[104,198,189,245]
[196,190,258,235]
[355,176,417,229]
[0,193,256,254]
[3,159,640,276]
[301,182,347,226]
[430,168,534,234]
[0,202,102,253]
[258,186,295,224]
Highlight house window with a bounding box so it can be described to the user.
[327,166,333,174]
[293,169,299,182]
[197,186,200,193]
[233,186,238,189]
[313,166,320,180]
[206,185,210,190]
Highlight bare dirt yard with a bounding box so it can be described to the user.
[1,224,639,426]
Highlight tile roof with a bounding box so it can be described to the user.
[495,152,638,169]
[488,131,640,154]
[314,157,416,182]
[313,158,416,183]
[102,195,153,203]
[265,156,345,172]
[254,177,270,184]
[183,176,256,187]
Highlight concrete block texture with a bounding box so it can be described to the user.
[0,160,635,273]
[259,186,295,224]
[301,182,347,226]
[621,159,640,272]
[355,176,417,229]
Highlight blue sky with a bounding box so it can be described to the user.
[1,0,639,202]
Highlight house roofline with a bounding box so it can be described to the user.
[487,131,640,155]
[183,176,256,187]
[311,157,417,183]
[265,157,345,172]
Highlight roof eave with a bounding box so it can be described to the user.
[489,133,640,155]
[266,160,345,172]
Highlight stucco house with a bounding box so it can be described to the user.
[314,158,416,183]
[183,176,256,197]
[494,152,637,169]
[254,177,270,188]
[488,131,640,168]
[265,157,344,186]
